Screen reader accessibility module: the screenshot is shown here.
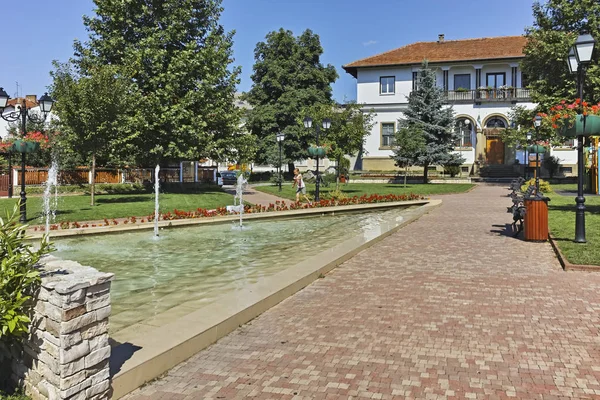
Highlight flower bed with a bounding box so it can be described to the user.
[32,193,425,231]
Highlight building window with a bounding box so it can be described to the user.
[381,122,395,147]
[560,167,573,174]
[486,72,506,88]
[380,76,395,94]
[454,74,471,90]
[521,72,530,88]
[485,117,507,128]
[454,119,473,147]
[412,72,418,91]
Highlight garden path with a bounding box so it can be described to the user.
[123,184,600,400]
[223,184,293,207]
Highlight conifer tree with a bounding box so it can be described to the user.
[393,62,462,183]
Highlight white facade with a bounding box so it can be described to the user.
[349,56,578,175]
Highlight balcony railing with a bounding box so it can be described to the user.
[443,88,532,104]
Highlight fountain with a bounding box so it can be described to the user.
[226,173,247,227]
[53,206,417,337]
[154,164,160,237]
[235,173,247,228]
[43,158,59,234]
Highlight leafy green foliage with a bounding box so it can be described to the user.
[522,0,600,110]
[522,178,552,193]
[72,0,243,164]
[302,102,374,176]
[0,390,31,400]
[393,62,463,183]
[0,205,52,342]
[244,29,338,168]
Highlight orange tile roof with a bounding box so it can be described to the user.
[343,36,528,77]
[7,97,38,109]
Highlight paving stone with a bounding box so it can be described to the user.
[122,185,600,400]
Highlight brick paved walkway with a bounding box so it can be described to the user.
[123,185,600,400]
[223,185,293,207]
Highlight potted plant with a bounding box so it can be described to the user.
[10,131,49,153]
[478,86,488,99]
[307,144,327,158]
[542,99,600,136]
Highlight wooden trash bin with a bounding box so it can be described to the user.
[524,197,550,241]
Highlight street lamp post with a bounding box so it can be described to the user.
[533,115,542,194]
[566,33,596,243]
[303,117,331,202]
[0,88,54,223]
[526,131,532,181]
[276,132,285,192]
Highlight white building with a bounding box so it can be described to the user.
[343,35,577,176]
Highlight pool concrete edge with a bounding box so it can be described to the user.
[28,200,430,240]
[109,199,442,399]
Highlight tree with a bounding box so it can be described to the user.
[302,102,375,187]
[522,0,600,110]
[73,0,242,168]
[394,62,462,183]
[245,29,338,171]
[50,62,135,206]
[392,127,426,187]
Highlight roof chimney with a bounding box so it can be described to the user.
[438,34,445,43]
[26,95,37,104]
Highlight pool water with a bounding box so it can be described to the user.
[53,207,413,334]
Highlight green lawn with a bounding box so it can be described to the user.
[255,182,475,201]
[0,187,234,225]
[547,184,600,265]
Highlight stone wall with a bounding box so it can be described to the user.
[7,255,114,400]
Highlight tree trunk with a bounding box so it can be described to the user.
[404,166,408,187]
[288,162,295,175]
[423,162,429,184]
[90,152,96,206]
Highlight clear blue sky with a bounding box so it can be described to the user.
[0,0,535,103]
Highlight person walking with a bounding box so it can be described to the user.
[292,168,311,204]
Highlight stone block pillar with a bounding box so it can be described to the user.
[9,255,114,400]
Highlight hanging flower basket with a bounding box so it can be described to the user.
[560,114,600,137]
[12,140,40,153]
[527,144,547,154]
[307,146,326,158]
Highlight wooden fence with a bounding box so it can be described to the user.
[14,169,122,185]
[2,166,216,189]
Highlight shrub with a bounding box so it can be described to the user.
[326,188,348,202]
[443,165,461,177]
[247,171,272,182]
[0,206,53,342]
[522,178,552,194]
[0,390,31,400]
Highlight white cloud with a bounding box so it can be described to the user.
[362,40,377,47]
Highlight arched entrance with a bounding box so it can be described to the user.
[484,116,507,164]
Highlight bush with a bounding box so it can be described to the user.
[0,390,31,400]
[325,188,348,202]
[0,206,53,343]
[522,178,552,193]
[247,171,272,183]
[443,165,461,177]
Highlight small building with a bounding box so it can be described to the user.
[343,35,578,176]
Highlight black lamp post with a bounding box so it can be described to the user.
[533,115,542,194]
[303,116,331,202]
[526,131,532,181]
[0,88,54,223]
[276,132,285,192]
[566,33,596,243]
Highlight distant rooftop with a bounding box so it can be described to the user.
[343,35,528,78]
